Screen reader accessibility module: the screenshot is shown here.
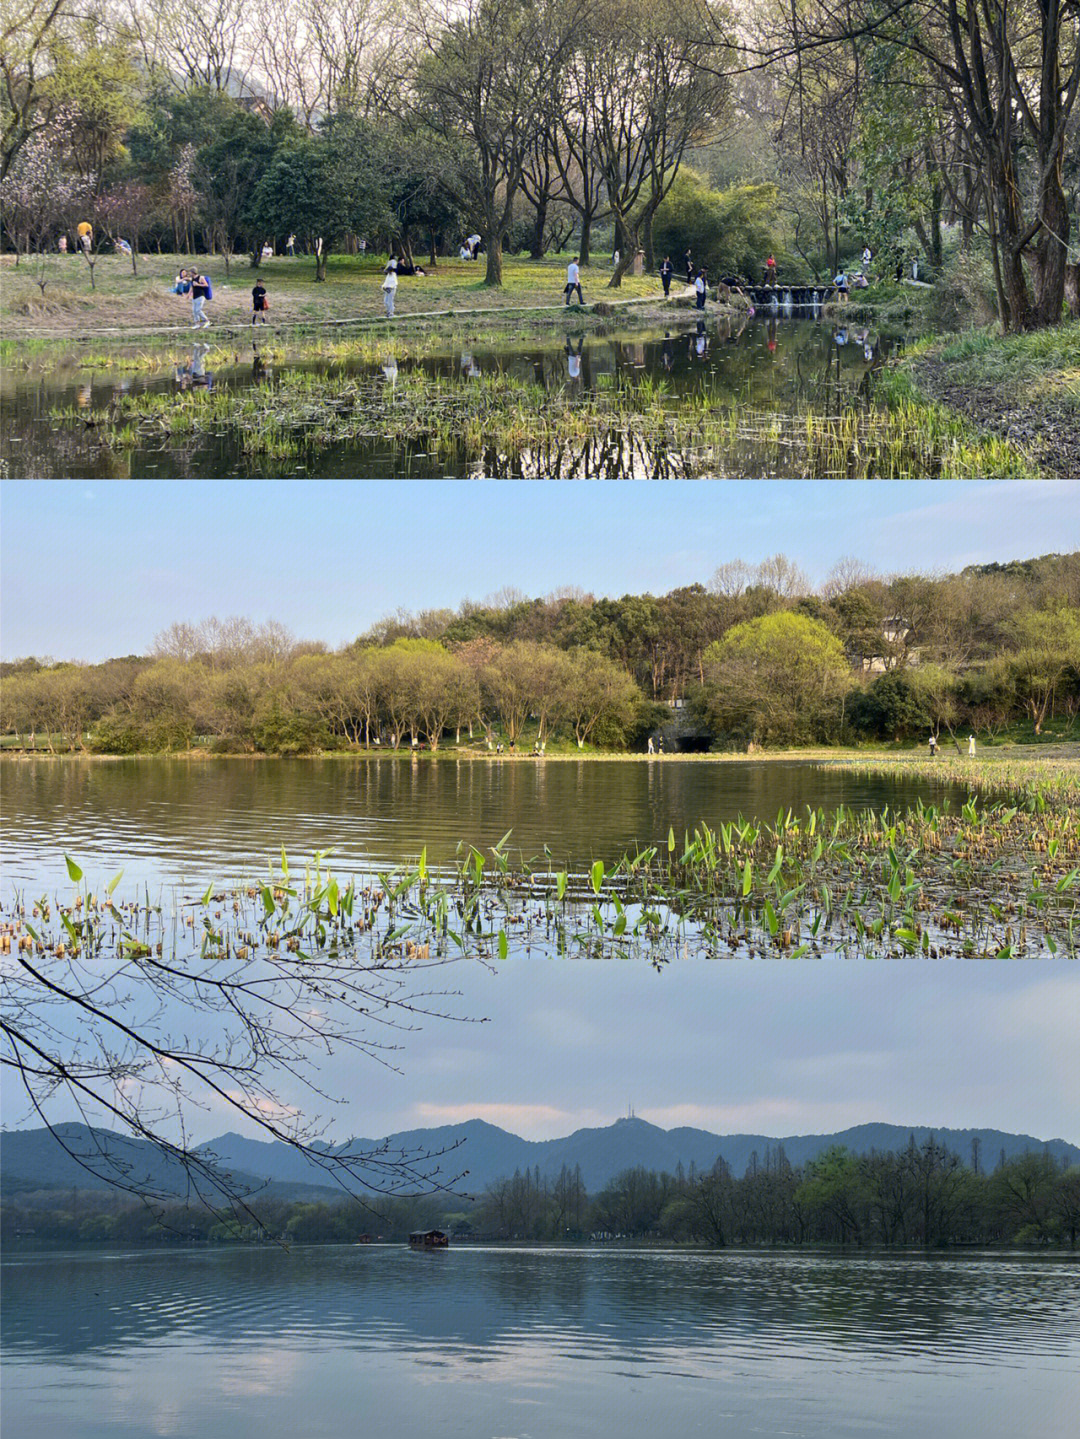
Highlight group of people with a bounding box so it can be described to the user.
[380,256,428,316]
[170,268,214,328]
[928,733,978,757]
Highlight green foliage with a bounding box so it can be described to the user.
[653,170,785,278]
[701,612,851,744]
[250,115,393,266]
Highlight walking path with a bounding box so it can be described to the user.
[18,289,698,343]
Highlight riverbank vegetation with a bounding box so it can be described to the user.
[895,323,1080,480]
[5,1141,1076,1248]
[2,552,1077,756]
[42,351,1037,478]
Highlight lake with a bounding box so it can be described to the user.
[0,754,965,891]
[1,316,899,479]
[1,1245,1076,1439]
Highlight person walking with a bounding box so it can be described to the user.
[684,249,694,283]
[564,256,583,306]
[660,255,674,296]
[251,276,269,326]
[381,263,398,317]
[286,234,296,256]
[189,271,211,328]
[928,732,938,756]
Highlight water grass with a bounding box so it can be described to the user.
[7,789,1078,964]
[48,360,1033,479]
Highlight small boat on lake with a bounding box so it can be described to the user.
[409,1229,449,1249]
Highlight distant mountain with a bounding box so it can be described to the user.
[3,1119,1076,1200]
[0,1123,271,1200]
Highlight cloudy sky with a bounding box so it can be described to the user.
[2,478,1079,661]
[306,952,1080,1145]
[2,478,1077,1147]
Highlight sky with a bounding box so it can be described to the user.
[2,478,1079,661]
[287,953,1080,1145]
[1,477,1078,1149]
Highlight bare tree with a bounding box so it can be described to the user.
[1,863,473,1223]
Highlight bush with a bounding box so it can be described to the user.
[931,248,999,330]
[653,170,787,279]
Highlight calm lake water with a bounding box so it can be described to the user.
[2,1245,1076,1439]
[1,316,899,478]
[0,755,964,891]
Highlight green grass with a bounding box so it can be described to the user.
[1,251,667,339]
[920,321,1080,392]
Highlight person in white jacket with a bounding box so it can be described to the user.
[382,264,398,318]
[564,257,583,306]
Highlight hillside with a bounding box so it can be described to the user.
[3,1118,1075,1199]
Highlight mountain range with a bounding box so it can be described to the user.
[3,1118,1076,1200]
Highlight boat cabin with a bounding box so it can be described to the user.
[409,1229,449,1249]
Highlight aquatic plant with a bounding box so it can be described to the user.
[47,357,1032,478]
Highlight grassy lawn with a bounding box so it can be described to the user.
[1,251,671,338]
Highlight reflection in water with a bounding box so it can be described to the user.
[2,1247,1077,1439]
[0,756,967,890]
[2,317,906,480]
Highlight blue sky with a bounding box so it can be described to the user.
[2,479,1078,661]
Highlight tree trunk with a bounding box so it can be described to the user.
[1032,171,1070,327]
[1065,264,1080,319]
[579,213,592,267]
[642,210,655,272]
[607,212,635,288]
[484,238,503,286]
[530,198,547,259]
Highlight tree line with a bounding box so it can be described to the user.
[3,0,1077,326]
[4,1142,1077,1248]
[2,553,1078,753]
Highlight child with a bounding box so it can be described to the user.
[252,276,269,325]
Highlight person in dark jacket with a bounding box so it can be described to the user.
[251,277,269,326]
[189,272,211,328]
[660,256,674,296]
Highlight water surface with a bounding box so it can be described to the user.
[1,755,964,890]
[1,317,899,478]
[1,1245,1075,1439]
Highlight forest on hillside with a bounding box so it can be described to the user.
[5,1143,1077,1249]
[2,553,1078,754]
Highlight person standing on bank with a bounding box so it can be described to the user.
[382,263,398,317]
[251,276,269,326]
[189,270,211,328]
[694,268,707,309]
[660,255,674,296]
[565,256,584,306]
[968,733,976,757]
